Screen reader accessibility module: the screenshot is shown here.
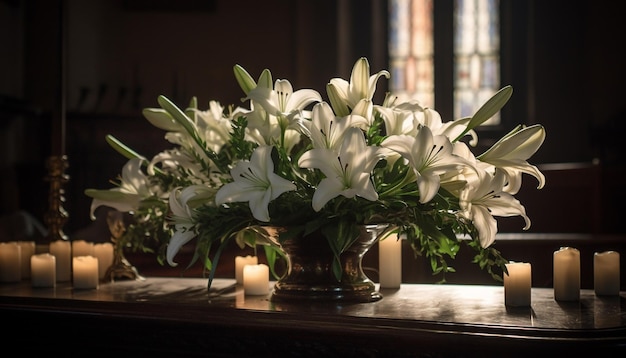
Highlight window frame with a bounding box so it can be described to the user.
[432,0,533,152]
[339,0,534,155]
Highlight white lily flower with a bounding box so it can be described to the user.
[301,102,369,150]
[85,158,154,219]
[245,78,322,127]
[215,145,296,222]
[459,169,530,248]
[193,100,233,153]
[350,98,374,123]
[478,124,546,194]
[161,130,220,175]
[243,103,279,142]
[148,149,221,186]
[242,102,302,152]
[166,185,216,266]
[327,57,390,117]
[298,127,384,211]
[375,106,419,136]
[390,101,478,145]
[382,126,468,203]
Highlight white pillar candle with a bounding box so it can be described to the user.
[235,255,258,285]
[31,253,56,288]
[17,241,35,279]
[93,243,114,280]
[73,255,99,289]
[379,233,402,288]
[594,251,620,296]
[553,247,580,301]
[504,262,532,307]
[243,264,269,295]
[0,242,21,282]
[72,240,94,257]
[50,240,71,282]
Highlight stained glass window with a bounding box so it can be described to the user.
[453,0,500,124]
[388,0,500,124]
[388,0,434,107]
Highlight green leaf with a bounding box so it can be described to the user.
[263,245,284,279]
[207,236,230,289]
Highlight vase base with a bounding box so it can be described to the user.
[268,224,389,304]
[270,283,383,303]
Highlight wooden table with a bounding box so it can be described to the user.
[1,277,625,357]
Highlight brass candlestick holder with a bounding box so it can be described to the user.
[103,209,145,282]
[43,155,69,243]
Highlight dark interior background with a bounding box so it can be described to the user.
[1,0,624,240]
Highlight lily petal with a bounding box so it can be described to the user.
[215,145,296,222]
[299,128,382,210]
[166,229,197,267]
[478,124,547,192]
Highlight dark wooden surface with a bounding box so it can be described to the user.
[1,277,625,357]
[124,233,626,290]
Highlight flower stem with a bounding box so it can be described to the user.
[379,169,417,198]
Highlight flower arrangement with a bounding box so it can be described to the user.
[85,57,546,287]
